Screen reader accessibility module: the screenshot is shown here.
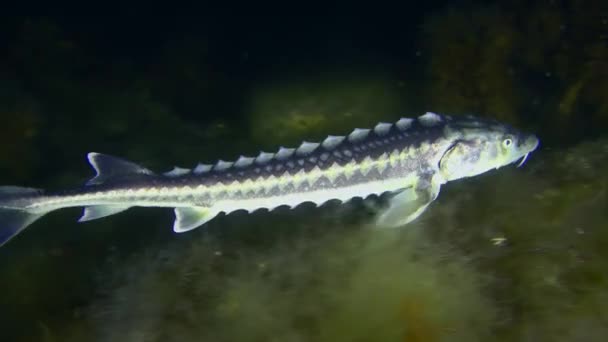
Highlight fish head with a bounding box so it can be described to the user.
[439,118,539,182]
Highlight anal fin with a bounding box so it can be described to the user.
[173,207,218,232]
[79,205,132,222]
[375,175,441,228]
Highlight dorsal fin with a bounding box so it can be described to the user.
[86,152,154,186]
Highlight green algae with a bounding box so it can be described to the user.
[247,70,409,147]
[70,225,494,342]
[421,6,522,125]
[420,1,608,145]
[422,139,608,342]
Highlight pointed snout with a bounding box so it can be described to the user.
[522,134,539,153]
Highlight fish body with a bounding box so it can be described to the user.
[0,112,539,246]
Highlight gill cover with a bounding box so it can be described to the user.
[439,140,482,181]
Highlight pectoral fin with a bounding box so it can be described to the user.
[374,176,441,228]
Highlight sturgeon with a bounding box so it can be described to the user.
[0,112,539,246]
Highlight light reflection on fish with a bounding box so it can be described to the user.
[0,112,539,246]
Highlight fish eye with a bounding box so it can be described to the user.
[502,138,513,148]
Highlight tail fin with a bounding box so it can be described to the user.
[0,186,49,246]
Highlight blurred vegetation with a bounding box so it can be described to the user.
[424,138,608,341]
[0,1,606,341]
[67,222,496,342]
[420,0,608,146]
[247,70,409,148]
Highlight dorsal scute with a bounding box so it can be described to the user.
[193,163,213,174]
[214,160,233,171]
[418,112,443,126]
[296,141,320,156]
[396,118,414,131]
[164,166,190,177]
[348,128,371,142]
[190,113,447,177]
[276,147,295,160]
[255,151,274,164]
[322,135,345,150]
[374,122,392,136]
[234,155,255,168]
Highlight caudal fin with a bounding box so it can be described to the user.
[0,186,49,246]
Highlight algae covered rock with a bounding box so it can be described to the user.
[79,224,496,342]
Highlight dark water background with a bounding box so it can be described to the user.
[1,1,607,341]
